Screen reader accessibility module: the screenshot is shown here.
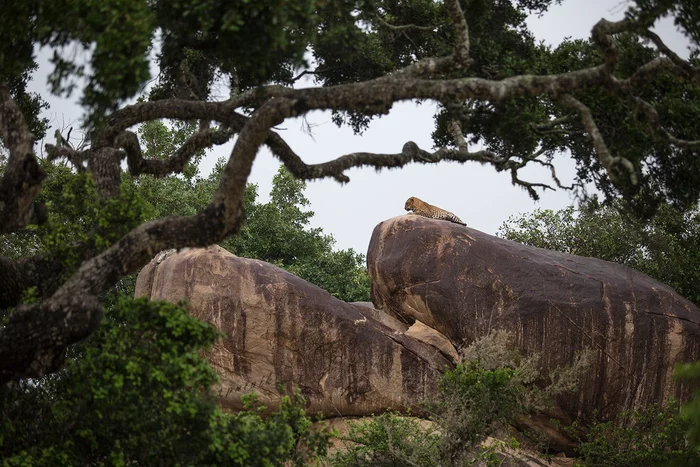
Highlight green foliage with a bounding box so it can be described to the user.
[328,413,443,466]
[576,400,700,467]
[155,0,318,93]
[0,297,330,466]
[0,161,155,281]
[2,0,155,126]
[498,201,700,305]
[675,362,700,449]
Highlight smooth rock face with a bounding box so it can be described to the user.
[367,215,700,421]
[135,246,450,415]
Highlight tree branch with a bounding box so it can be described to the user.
[0,85,47,233]
[643,30,700,84]
[115,126,236,178]
[443,0,471,67]
[0,100,286,382]
[45,144,88,171]
[627,94,700,149]
[531,114,577,134]
[374,15,435,33]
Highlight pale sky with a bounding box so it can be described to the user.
[28,0,691,255]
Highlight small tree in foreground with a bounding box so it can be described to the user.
[0,297,331,466]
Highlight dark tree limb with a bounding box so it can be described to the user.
[0,294,104,383]
[0,100,279,383]
[0,85,47,233]
[0,255,64,309]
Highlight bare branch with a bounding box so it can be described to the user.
[527,157,579,192]
[508,169,555,199]
[291,69,318,82]
[531,114,577,134]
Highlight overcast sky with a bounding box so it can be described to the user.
[28,0,691,255]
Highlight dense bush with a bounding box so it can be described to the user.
[0,297,331,466]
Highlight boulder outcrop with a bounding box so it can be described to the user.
[135,246,450,416]
[367,215,700,422]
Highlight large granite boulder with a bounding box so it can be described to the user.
[135,246,451,415]
[367,215,700,422]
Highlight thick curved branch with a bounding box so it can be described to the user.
[100,85,290,145]
[216,99,295,229]
[102,65,610,144]
[0,100,280,382]
[0,255,64,309]
[0,85,47,233]
[590,18,631,74]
